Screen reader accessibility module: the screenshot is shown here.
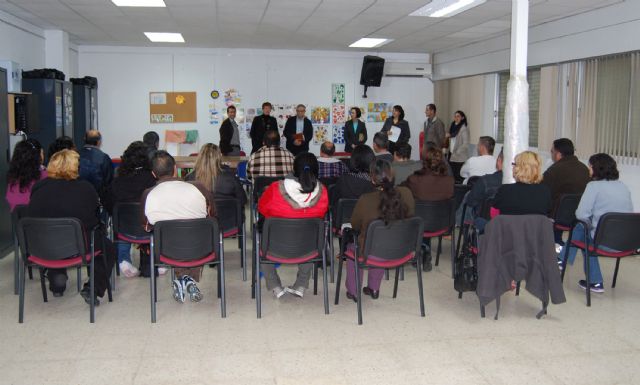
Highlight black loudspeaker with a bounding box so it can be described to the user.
[360,56,385,98]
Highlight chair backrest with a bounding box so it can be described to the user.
[362,217,424,261]
[415,199,455,233]
[261,218,324,260]
[253,176,283,203]
[214,198,242,233]
[467,176,480,189]
[113,202,148,239]
[319,177,338,188]
[593,213,640,252]
[335,198,358,228]
[18,217,87,261]
[453,184,471,211]
[153,218,220,262]
[553,194,581,227]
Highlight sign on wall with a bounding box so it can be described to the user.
[149,91,197,123]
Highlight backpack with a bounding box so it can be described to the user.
[454,226,479,295]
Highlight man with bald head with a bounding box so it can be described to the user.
[79,130,113,200]
[317,141,348,179]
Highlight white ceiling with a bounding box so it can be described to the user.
[0,0,624,53]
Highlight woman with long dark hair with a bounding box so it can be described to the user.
[559,153,633,293]
[258,152,329,298]
[381,105,410,154]
[106,141,156,277]
[448,110,471,183]
[6,138,47,212]
[344,159,415,301]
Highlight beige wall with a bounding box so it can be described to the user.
[434,74,488,143]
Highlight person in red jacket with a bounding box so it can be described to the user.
[258,152,329,298]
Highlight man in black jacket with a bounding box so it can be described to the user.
[219,105,242,155]
[250,102,278,154]
[78,130,113,201]
[283,104,313,156]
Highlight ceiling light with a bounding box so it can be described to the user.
[112,0,166,7]
[410,0,486,18]
[144,32,185,43]
[349,38,391,48]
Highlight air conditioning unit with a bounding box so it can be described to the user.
[384,62,432,78]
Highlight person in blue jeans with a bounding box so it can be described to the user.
[559,153,633,293]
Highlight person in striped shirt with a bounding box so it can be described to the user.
[247,130,294,179]
[317,141,349,179]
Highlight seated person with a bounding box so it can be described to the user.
[258,152,329,298]
[372,132,393,163]
[345,160,415,301]
[142,131,160,159]
[466,149,504,219]
[185,143,247,207]
[460,136,496,184]
[105,141,156,278]
[402,147,454,201]
[559,153,633,293]
[424,141,454,177]
[247,130,294,179]
[78,130,114,199]
[392,143,422,185]
[6,139,47,212]
[47,135,75,161]
[141,151,216,303]
[27,149,116,303]
[331,144,376,208]
[317,141,349,179]
[493,151,551,216]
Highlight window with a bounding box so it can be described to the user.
[496,68,541,147]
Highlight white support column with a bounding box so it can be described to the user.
[44,29,70,75]
[503,0,530,184]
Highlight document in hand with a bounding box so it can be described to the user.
[388,126,401,142]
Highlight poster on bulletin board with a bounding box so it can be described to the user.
[150,92,197,123]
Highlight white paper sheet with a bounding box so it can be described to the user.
[389,125,401,142]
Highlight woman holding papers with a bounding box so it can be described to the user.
[381,105,410,154]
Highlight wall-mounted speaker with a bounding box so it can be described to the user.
[360,55,385,98]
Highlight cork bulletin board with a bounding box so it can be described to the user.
[149,92,197,123]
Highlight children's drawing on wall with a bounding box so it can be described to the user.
[366,102,393,122]
[224,88,241,107]
[332,125,345,145]
[310,106,330,124]
[313,125,331,145]
[331,104,346,124]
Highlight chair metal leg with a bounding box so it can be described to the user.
[313,263,319,295]
[416,258,425,317]
[18,260,26,323]
[393,267,400,299]
[102,242,113,302]
[256,233,262,319]
[241,224,247,282]
[385,269,389,281]
[89,260,95,324]
[77,267,81,292]
[329,226,335,283]
[480,304,486,318]
[400,266,404,281]
[150,237,157,323]
[39,268,47,303]
[612,258,621,288]
[251,224,257,299]
[28,266,33,280]
[220,238,226,318]
[354,260,363,325]
[561,228,574,282]
[334,254,344,305]
[13,232,19,295]
[322,248,329,315]
[515,281,521,296]
[583,241,591,307]
[450,228,456,279]
[435,236,442,266]
[217,264,221,299]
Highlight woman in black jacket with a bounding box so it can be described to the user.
[344,107,368,153]
[380,105,410,154]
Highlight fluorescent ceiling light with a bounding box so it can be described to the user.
[112,0,166,7]
[144,32,185,43]
[349,38,391,48]
[410,0,486,18]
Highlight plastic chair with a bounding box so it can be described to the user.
[11,205,33,295]
[215,198,247,281]
[553,194,581,232]
[254,218,329,318]
[560,213,640,307]
[335,217,425,325]
[414,199,456,276]
[149,218,225,322]
[17,217,112,323]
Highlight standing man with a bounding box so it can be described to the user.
[219,105,242,155]
[283,104,313,156]
[424,103,446,151]
[250,102,279,154]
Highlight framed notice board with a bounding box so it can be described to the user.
[149,92,197,123]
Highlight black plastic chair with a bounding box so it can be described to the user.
[254,217,329,318]
[453,184,471,212]
[415,199,456,276]
[560,213,640,307]
[11,205,33,295]
[215,198,247,281]
[149,218,225,322]
[335,217,425,325]
[553,194,581,233]
[17,217,112,323]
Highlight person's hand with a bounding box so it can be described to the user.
[386,131,391,136]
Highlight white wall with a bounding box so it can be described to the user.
[433,0,640,80]
[0,11,45,70]
[78,46,433,159]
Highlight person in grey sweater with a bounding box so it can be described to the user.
[559,153,633,293]
[392,143,422,185]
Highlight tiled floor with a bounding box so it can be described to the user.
[1,238,639,385]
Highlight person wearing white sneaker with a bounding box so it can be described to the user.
[257,153,329,299]
[119,260,139,278]
[558,154,633,292]
[142,151,216,301]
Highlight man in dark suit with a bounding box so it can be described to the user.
[283,104,313,156]
[250,102,278,154]
[219,105,241,155]
[344,107,367,153]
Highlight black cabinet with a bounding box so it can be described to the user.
[72,83,98,149]
[0,67,12,256]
